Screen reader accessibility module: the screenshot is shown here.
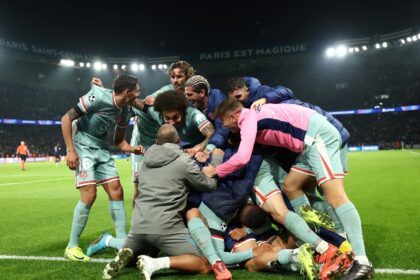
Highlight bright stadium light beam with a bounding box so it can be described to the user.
[60,59,75,67]
[139,64,145,71]
[79,62,85,67]
[102,63,107,70]
[362,45,367,51]
[412,35,418,42]
[375,43,381,49]
[325,47,336,57]
[354,47,360,52]
[151,64,157,70]
[348,47,354,53]
[113,64,118,70]
[121,64,127,70]
[131,63,139,72]
[335,45,347,57]
[93,61,102,70]
[86,62,91,68]
[382,42,388,48]
[407,37,412,42]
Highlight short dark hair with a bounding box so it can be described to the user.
[239,204,269,230]
[214,96,243,119]
[113,74,138,94]
[168,61,195,79]
[226,77,246,94]
[154,90,189,114]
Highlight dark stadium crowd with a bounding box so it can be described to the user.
[1,45,420,157]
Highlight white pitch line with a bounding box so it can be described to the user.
[0,255,420,275]
[0,255,110,263]
[404,149,420,156]
[0,177,73,186]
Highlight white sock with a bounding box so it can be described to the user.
[315,241,329,254]
[154,256,170,270]
[104,235,112,247]
[355,255,370,265]
[289,249,299,263]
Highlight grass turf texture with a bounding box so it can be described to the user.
[0,149,419,279]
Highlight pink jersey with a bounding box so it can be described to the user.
[216,103,315,177]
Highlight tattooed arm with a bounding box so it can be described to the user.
[61,107,83,170]
[185,122,215,157]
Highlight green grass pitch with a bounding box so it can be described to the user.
[0,150,419,279]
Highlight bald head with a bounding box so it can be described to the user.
[156,124,179,145]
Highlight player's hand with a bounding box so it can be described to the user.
[229,228,247,241]
[250,98,267,110]
[90,77,103,87]
[132,145,145,155]
[252,243,272,257]
[194,150,211,163]
[144,96,155,106]
[203,164,217,177]
[66,150,79,170]
[184,146,201,157]
[212,148,224,157]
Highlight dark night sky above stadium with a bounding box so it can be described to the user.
[0,1,419,57]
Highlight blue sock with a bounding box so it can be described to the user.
[277,249,292,265]
[335,203,366,256]
[108,237,125,249]
[67,201,90,248]
[290,195,311,213]
[188,218,221,265]
[109,200,127,239]
[284,211,322,248]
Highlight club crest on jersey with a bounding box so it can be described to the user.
[254,105,261,113]
[79,171,88,178]
[88,95,95,104]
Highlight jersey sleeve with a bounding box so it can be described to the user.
[215,110,257,177]
[76,87,96,113]
[190,109,211,132]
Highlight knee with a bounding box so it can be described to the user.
[109,185,124,200]
[186,208,201,221]
[324,192,349,209]
[82,191,97,206]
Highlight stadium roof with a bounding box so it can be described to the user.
[0,1,419,57]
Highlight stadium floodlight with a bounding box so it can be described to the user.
[407,37,412,42]
[158,64,163,69]
[121,64,127,70]
[163,64,167,69]
[79,62,85,67]
[362,45,367,51]
[113,64,118,70]
[382,42,388,48]
[354,47,360,52]
[336,45,347,57]
[139,64,145,71]
[375,43,381,49]
[151,64,157,70]
[325,47,336,57]
[131,63,139,72]
[348,47,354,53]
[86,62,91,68]
[400,39,405,45]
[60,59,75,67]
[102,63,107,70]
[412,35,418,42]
[93,61,102,70]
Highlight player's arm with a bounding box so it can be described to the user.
[131,98,147,112]
[185,122,215,157]
[61,107,83,170]
[113,125,144,154]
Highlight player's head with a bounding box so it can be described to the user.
[156,124,180,145]
[238,204,272,235]
[184,75,210,110]
[226,77,249,103]
[168,61,195,90]
[154,90,188,129]
[21,141,24,145]
[214,96,243,133]
[113,74,140,104]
